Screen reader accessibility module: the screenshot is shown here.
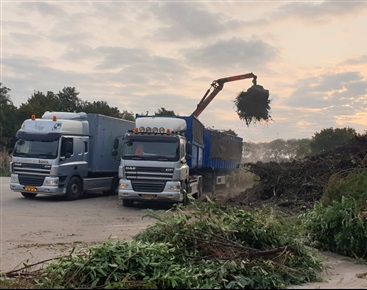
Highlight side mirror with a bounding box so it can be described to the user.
[8,148,13,156]
[112,150,118,157]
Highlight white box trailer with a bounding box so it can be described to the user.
[10,111,135,200]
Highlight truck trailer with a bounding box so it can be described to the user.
[9,111,135,200]
[113,114,243,207]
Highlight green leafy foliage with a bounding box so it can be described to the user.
[303,196,367,259]
[234,84,271,126]
[321,171,367,206]
[35,199,324,289]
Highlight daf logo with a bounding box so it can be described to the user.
[126,166,136,170]
[165,168,174,172]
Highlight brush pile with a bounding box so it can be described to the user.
[234,84,271,126]
[227,133,367,214]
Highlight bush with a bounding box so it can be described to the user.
[321,171,367,206]
[34,200,324,289]
[0,148,11,177]
[303,196,367,259]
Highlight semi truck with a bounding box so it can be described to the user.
[9,111,135,200]
[113,72,266,207]
[113,114,243,207]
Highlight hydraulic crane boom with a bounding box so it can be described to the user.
[191,72,257,118]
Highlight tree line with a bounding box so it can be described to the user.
[0,83,359,161]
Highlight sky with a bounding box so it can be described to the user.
[1,0,367,143]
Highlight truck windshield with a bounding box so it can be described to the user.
[122,139,179,161]
[13,139,59,159]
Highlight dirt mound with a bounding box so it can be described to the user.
[225,134,367,214]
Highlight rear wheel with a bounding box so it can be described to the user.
[65,176,83,201]
[21,192,37,199]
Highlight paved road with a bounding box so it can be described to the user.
[0,177,157,273]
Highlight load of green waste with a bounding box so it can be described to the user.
[234,84,272,126]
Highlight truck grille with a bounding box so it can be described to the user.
[125,166,174,181]
[131,180,166,193]
[125,166,174,193]
[13,163,51,186]
[18,175,45,186]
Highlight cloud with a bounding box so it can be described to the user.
[182,37,279,71]
[150,2,228,40]
[275,1,367,24]
[287,72,366,109]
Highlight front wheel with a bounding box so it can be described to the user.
[65,176,83,201]
[21,192,37,199]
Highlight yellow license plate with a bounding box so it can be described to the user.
[143,194,156,199]
[25,186,37,191]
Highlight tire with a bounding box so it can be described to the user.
[21,192,37,199]
[122,199,134,207]
[65,176,83,201]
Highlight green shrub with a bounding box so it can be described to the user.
[35,199,323,289]
[321,171,367,206]
[0,148,11,177]
[303,196,367,259]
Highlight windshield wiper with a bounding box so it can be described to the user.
[155,155,169,161]
[13,153,28,157]
[39,154,55,159]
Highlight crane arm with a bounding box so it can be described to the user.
[191,72,257,118]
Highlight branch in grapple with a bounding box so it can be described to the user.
[234,85,272,126]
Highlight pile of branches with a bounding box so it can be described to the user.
[232,133,367,213]
[234,84,272,126]
[2,201,324,289]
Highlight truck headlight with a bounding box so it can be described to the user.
[45,179,59,185]
[119,183,130,189]
[167,185,181,191]
[10,175,18,183]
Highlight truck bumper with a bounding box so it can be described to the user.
[10,174,66,196]
[118,180,183,203]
